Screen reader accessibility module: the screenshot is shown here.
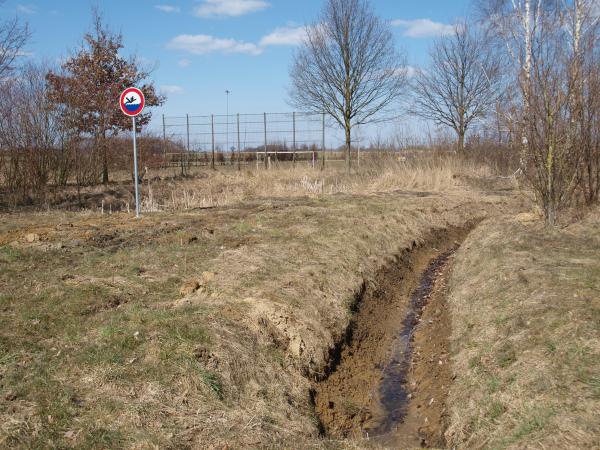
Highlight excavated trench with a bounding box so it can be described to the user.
[314,225,474,448]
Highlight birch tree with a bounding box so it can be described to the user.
[563,0,600,204]
[480,0,600,224]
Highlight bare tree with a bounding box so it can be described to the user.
[480,0,597,224]
[478,0,544,169]
[0,1,30,80]
[0,63,70,204]
[289,0,407,174]
[563,0,600,205]
[411,24,501,153]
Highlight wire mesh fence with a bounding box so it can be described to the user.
[161,112,337,169]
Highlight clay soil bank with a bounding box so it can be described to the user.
[314,225,471,449]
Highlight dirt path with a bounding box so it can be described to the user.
[314,226,468,448]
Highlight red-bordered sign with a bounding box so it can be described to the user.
[120,87,145,117]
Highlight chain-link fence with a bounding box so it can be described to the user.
[161,112,341,169]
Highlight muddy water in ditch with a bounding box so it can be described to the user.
[315,228,468,448]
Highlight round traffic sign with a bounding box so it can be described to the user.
[120,87,145,117]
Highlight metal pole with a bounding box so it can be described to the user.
[225,90,230,162]
[292,112,296,167]
[321,112,326,170]
[162,114,166,169]
[211,114,215,170]
[186,113,190,174]
[263,112,268,169]
[186,114,190,151]
[357,126,361,168]
[237,113,241,171]
[132,117,140,218]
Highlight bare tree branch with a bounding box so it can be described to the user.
[411,24,502,153]
[0,2,30,80]
[289,0,407,173]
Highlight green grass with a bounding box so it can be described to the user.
[200,371,224,400]
[504,407,554,446]
[486,400,506,421]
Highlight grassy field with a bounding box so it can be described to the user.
[4,157,597,449]
[446,212,600,448]
[0,158,521,449]
[12,154,488,212]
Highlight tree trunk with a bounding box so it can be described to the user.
[345,120,351,175]
[101,133,109,185]
[545,140,555,226]
[457,131,465,153]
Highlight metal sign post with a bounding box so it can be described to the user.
[119,87,146,218]
[132,116,140,218]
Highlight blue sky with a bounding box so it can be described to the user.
[1,0,471,143]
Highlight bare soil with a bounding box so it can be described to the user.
[314,225,471,448]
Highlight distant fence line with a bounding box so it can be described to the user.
[161,112,334,169]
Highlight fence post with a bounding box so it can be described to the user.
[162,114,167,170]
[237,113,241,171]
[263,112,268,169]
[211,114,215,170]
[183,114,190,175]
[321,112,326,170]
[292,112,296,168]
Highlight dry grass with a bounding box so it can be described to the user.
[0,156,519,449]
[12,153,497,214]
[143,155,492,211]
[446,211,600,449]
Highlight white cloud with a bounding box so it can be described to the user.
[391,19,454,38]
[161,85,185,95]
[167,24,313,58]
[155,5,180,13]
[194,0,269,18]
[259,25,307,47]
[16,4,36,14]
[168,34,262,55]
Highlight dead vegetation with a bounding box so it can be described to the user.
[12,153,494,213]
[445,212,600,448]
[0,159,520,449]
[4,157,598,450]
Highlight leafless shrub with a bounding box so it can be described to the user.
[480,0,600,224]
[0,63,71,205]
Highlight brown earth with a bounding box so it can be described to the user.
[313,225,468,449]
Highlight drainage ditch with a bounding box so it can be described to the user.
[314,225,472,448]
